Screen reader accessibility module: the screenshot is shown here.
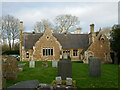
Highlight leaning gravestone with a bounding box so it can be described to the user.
[88,57,101,77]
[3,56,18,81]
[58,59,72,80]
[52,60,58,67]
[29,61,35,68]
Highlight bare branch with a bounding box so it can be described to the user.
[55,14,80,33]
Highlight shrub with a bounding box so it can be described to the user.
[2,50,20,55]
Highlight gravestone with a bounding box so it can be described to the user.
[3,56,18,81]
[88,57,101,77]
[58,59,72,80]
[55,76,62,85]
[52,61,58,67]
[41,62,48,67]
[29,61,35,68]
[66,77,72,86]
[8,80,39,89]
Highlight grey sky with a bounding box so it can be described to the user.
[2,1,118,33]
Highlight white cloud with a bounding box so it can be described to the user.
[3,2,118,32]
[2,0,120,2]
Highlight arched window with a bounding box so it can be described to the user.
[88,51,94,57]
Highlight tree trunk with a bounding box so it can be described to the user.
[8,39,12,50]
[12,38,15,50]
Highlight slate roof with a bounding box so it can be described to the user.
[23,32,43,49]
[23,32,89,49]
[53,34,89,49]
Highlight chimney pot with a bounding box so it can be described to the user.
[90,24,94,33]
[20,21,23,23]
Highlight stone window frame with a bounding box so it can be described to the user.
[87,51,94,57]
[73,49,78,56]
[42,48,54,56]
[63,50,70,57]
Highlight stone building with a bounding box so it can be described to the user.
[20,21,112,63]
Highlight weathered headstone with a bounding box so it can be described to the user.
[52,60,58,67]
[3,56,18,81]
[55,76,62,85]
[66,77,72,86]
[41,62,48,67]
[88,57,101,77]
[29,61,35,68]
[58,59,72,80]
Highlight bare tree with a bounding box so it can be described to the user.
[34,19,53,33]
[55,14,80,33]
[2,15,19,50]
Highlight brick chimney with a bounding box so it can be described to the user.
[89,24,95,43]
[76,28,81,34]
[20,21,23,61]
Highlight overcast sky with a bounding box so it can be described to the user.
[1,1,119,33]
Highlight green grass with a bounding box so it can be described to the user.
[6,61,119,88]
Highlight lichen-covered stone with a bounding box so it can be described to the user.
[2,55,18,81]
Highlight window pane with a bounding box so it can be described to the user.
[51,49,53,55]
[76,50,78,56]
[73,50,78,56]
[42,48,53,56]
[46,49,48,56]
[48,49,50,56]
[43,49,45,56]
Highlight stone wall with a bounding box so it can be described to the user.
[86,31,112,63]
[33,29,61,61]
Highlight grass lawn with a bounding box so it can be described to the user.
[6,61,119,88]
